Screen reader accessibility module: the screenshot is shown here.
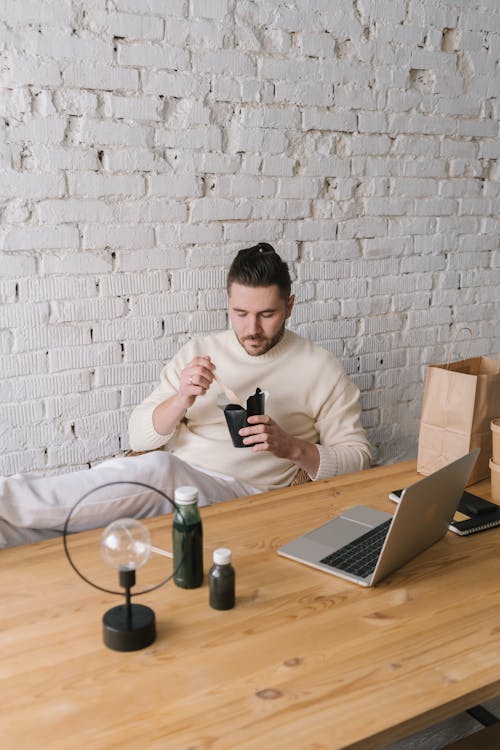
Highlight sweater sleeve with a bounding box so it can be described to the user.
[128,360,182,452]
[310,369,371,481]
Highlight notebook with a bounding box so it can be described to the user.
[389,487,500,536]
[277,449,479,587]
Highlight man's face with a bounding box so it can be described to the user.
[228,282,294,356]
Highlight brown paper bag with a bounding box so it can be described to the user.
[417,355,500,485]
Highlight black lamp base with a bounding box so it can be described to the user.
[102,603,156,651]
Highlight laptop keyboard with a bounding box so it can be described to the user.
[319,519,392,579]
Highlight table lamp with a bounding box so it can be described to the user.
[100,517,156,651]
[63,481,183,652]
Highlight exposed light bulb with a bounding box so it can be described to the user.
[101,518,152,571]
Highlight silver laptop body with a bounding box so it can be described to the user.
[277,449,479,587]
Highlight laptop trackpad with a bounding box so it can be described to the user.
[305,517,363,550]
[305,506,390,551]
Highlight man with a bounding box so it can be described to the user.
[0,244,370,547]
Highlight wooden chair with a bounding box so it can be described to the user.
[442,721,500,749]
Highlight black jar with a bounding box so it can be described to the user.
[209,548,235,610]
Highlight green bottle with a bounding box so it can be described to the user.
[173,486,204,589]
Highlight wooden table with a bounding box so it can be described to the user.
[2,461,499,750]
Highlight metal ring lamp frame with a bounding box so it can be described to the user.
[63,480,185,597]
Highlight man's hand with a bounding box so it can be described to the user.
[240,415,320,477]
[177,356,216,409]
[152,356,215,436]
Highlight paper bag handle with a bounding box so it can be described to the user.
[446,327,472,368]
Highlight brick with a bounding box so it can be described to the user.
[93,361,163,388]
[2,226,79,251]
[0,171,65,200]
[41,252,113,275]
[93,318,163,343]
[297,319,356,341]
[130,291,196,316]
[0,450,47,476]
[6,117,67,145]
[115,247,186,272]
[192,50,256,76]
[0,371,90,403]
[82,225,155,250]
[213,175,275,200]
[389,113,457,136]
[333,85,376,110]
[155,125,222,150]
[25,29,113,63]
[53,88,99,116]
[46,390,121,420]
[105,94,161,121]
[176,222,223,244]
[0,253,37,278]
[392,135,440,157]
[117,42,189,70]
[48,343,122,372]
[149,174,203,198]
[299,32,336,58]
[0,280,17,303]
[277,178,321,199]
[190,198,252,222]
[17,276,97,302]
[63,62,139,91]
[338,217,387,239]
[0,1,73,25]
[143,70,207,97]
[222,220,281,242]
[73,410,129,440]
[292,301,340,324]
[114,0,187,16]
[275,80,333,106]
[0,301,49,328]
[407,307,453,328]
[460,269,500,288]
[29,146,99,171]
[50,298,126,323]
[37,199,113,224]
[171,268,226,291]
[94,11,164,40]
[47,437,121,467]
[300,156,350,177]
[71,118,151,146]
[121,383,153,408]
[316,279,369,300]
[103,148,159,172]
[14,324,91,352]
[1,52,62,86]
[191,0,228,19]
[261,155,294,177]
[0,350,47,378]
[308,240,359,260]
[283,220,338,242]
[98,271,168,296]
[69,173,145,198]
[114,199,187,223]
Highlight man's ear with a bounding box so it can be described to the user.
[286,294,295,318]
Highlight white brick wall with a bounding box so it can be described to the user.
[0,0,499,476]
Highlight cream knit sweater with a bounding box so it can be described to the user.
[129,329,371,491]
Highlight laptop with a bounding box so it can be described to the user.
[277,449,479,587]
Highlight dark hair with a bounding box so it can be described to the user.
[226,243,291,300]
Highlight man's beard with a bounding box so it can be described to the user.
[236,323,286,356]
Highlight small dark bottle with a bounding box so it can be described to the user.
[209,548,235,610]
[173,486,204,589]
